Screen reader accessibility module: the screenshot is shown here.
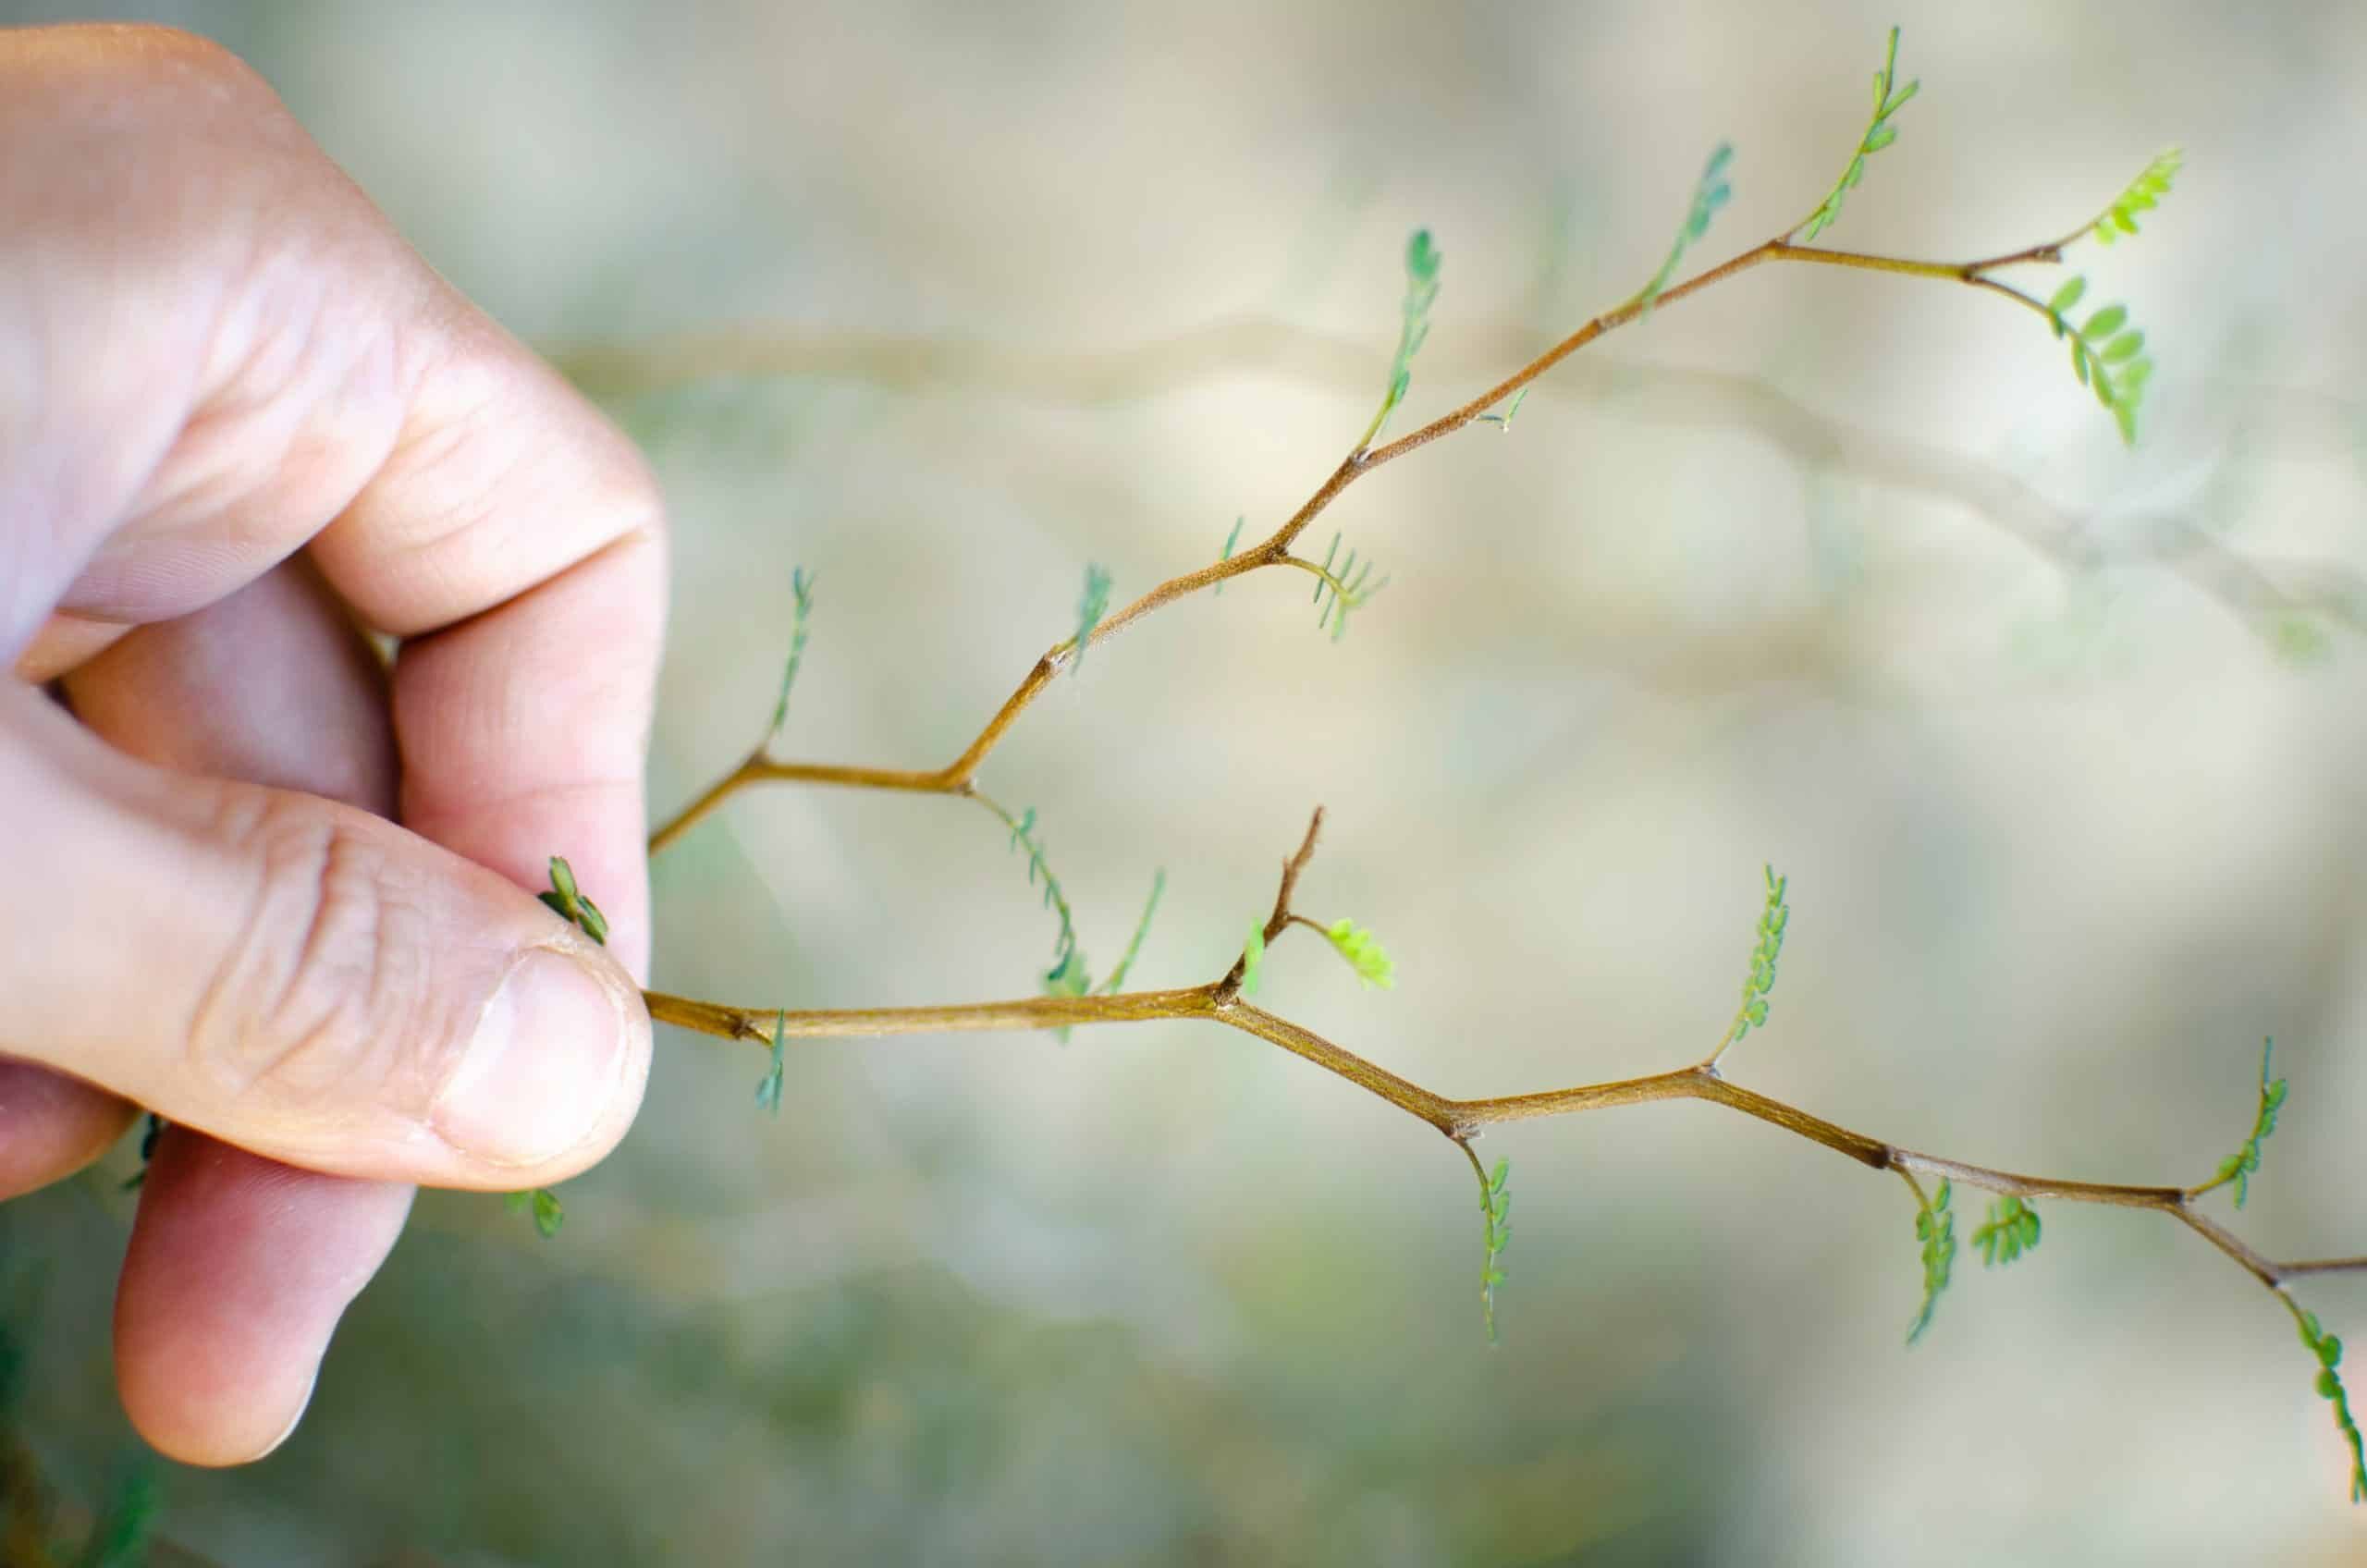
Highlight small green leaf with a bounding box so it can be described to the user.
[996,802,1090,1015]
[539,856,608,946]
[1476,1153,1515,1342]
[1098,869,1167,994]
[754,1010,788,1115]
[765,566,817,742]
[1907,1179,1956,1344]
[1478,385,1531,430]
[2082,304,2128,339]
[509,1187,564,1239]
[2204,1038,2287,1208]
[1357,227,1444,449]
[1071,562,1112,673]
[1635,141,1735,313]
[1717,864,1791,1058]
[2047,276,2088,315]
[1241,922,1266,996]
[1322,918,1397,990]
[1972,1195,2042,1268]
[1214,517,1245,595]
[1796,28,1917,243]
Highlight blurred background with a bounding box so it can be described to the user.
[6,0,2367,1562]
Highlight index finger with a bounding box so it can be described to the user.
[310,309,668,981]
[2,25,667,976]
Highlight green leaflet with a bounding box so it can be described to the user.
[1634,141,1734,314]
[2296,1305,2366,1503]
[754,1010,788,1115]
[1971,1195,2042,1267]
[1213,516,1245,595]
[1907,1179,1955,1344]
[1240,922,1267,996]
[1476,385,1530,431]
[1071,561,1113,673]
[2033,153,2177,443]
[1357,228,1442,450]
[2046,284,2156,446]
[506,1187,565,1241]
[538,855,609,947]
[1795,27,1919,243]
[1719,865,1790,1058]
[999,804,1088,1002]
[1099,870,1168,994]
[1306,531,1390,642]
[1322,918,1396,990]
[2203,1038,2287,1207]
[765,566,817,743]
[1478,1155,1513,1343]
[2084,147,2181,247]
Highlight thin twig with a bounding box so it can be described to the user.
[642,813,2365,1308]
[644,221,2281,855]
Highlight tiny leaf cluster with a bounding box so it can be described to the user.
[508,856,609,1241]
[764,566,816,745]
[538,855,609,948]
[2044,276,2155,447]
[1357,228,1441,449]
[1907,1179,1956,1345]
[504,1186,564,1241]
[1795,27,1918,244]
[754,1011,788,1115]
[1213,517,1245,594]
[2083,147,2181,248]
[1001,805,1086,996]
[1971,1195,2042,1268]
[1321,919,1395,990]
[1721,865,1789,1056]
[1099,869,1167,995]
[1635,141,1733,314]
[1478,1155,1513,1343]
[1070,562,1112,672]
[2203,1037,2286,1208]
[2296,1307,2366,1504]
[1307,531,1389,643]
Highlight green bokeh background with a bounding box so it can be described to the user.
[6,1,2367,1562]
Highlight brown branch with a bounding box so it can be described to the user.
[571,312,2366,675]
[610,60,2367,1501]
[1214,805,1325,998]
[641,813,2366,1310]
[652,224,2226,855]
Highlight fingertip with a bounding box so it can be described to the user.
[431,941,652,1179]
[115,1130,411,1466]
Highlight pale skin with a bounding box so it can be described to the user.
[0,25,664,1464]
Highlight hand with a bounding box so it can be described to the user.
[0,25,663,1464]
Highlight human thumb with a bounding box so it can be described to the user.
[0,683,650,1188]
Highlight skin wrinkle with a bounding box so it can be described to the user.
[4,24,663,1461]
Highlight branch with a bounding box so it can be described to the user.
[641,814,2367,1312]
[646,210,2226,855]
[610,36,2367,1501]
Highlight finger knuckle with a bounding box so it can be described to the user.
[189,794,435,1113]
